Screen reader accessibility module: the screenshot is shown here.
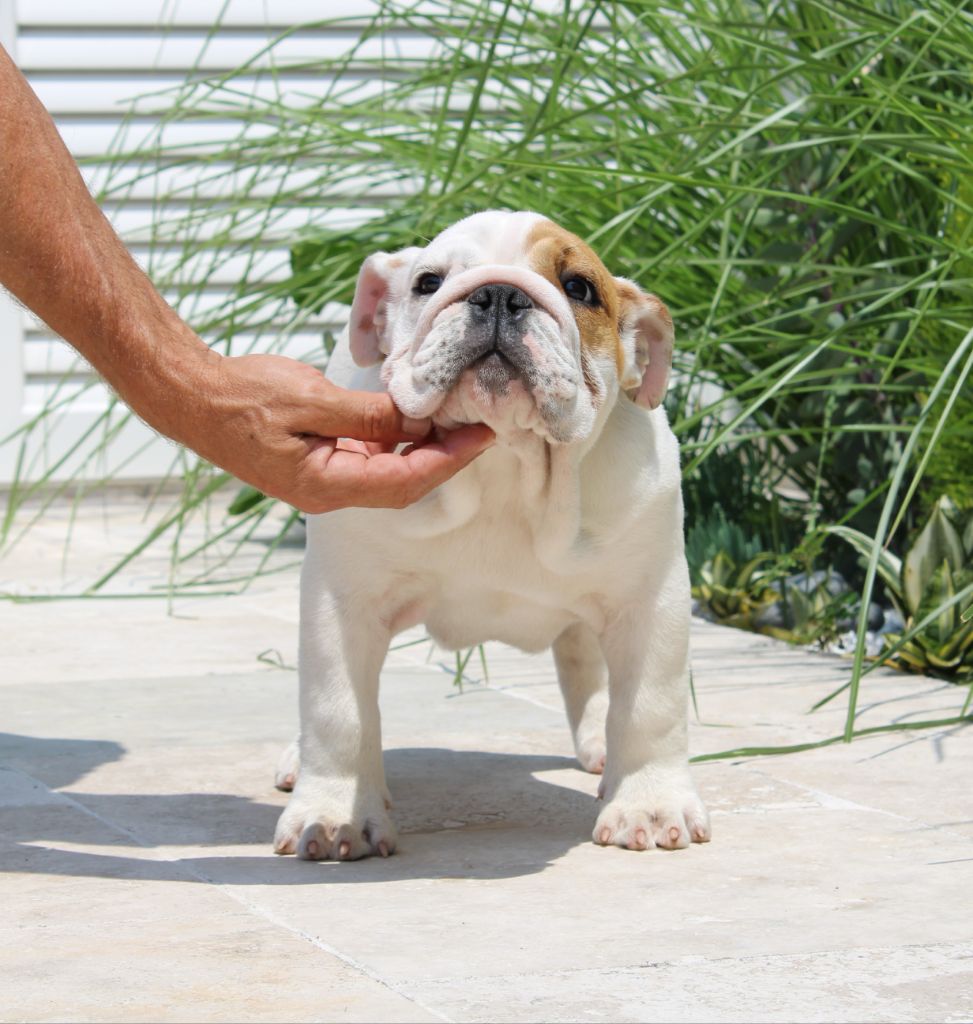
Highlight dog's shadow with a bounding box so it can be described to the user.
[0,733,596,885]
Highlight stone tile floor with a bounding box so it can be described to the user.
[1,493,971,1022]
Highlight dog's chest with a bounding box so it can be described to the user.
[407,508,607,652]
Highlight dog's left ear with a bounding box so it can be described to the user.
[614,277,674,409]
[348,247,421,366]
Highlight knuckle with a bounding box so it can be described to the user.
[361,398,390,439]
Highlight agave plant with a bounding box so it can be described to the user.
[829,497,973,680]
[761,572,856,648]
[692,550,780,630]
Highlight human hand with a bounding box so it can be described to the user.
[177,353,494,514]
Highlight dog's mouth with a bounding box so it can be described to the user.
[466,344,528,396]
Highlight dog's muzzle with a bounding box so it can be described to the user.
[458,283,537,393]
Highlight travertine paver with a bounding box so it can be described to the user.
[1,495,971,1023]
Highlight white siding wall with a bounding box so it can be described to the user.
[0,0,405,484]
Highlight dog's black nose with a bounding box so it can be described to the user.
[466,283,534,322]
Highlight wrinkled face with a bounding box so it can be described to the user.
[349,211,673,444]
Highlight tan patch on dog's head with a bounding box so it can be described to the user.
[525,219,625,377]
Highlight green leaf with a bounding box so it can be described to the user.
[824,525,903,601]
[914,559,957,645]
[963,514,973,560]
[227,485,269,517]
[903,497,966,614]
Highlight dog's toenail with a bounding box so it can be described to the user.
[339,840,351,858]
[378,841,390,858]
[669,826,680,844]
[599,827,612,844]
[306,840,319,857]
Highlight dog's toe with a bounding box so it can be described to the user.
[275,796,398,862]
[593,784,710,853]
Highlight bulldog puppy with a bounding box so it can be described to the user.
[273,210,711,860]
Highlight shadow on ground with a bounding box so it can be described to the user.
[1,733,596,885]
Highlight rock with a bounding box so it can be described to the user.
[754,601,789,630]
[826,629,885,658]
[781,569,848,598]
[867,601,885,631]
[835,601,884,633]
[879,607,905,635]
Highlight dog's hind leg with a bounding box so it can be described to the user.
[553,622,609,774]
[274,736,299,791]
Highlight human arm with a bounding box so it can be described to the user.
[0,44,493,512]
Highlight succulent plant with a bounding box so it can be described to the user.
[759,571,856,647]
[829,497,973,681]
[692,551,780,630]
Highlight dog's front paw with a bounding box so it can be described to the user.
[593,777,711,851]
[274,789,397,861]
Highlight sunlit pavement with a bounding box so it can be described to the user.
[2,494,971,1023]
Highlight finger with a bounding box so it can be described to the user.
[310,381,432,444]
[335,439,400,457]
[304,424,495,510]
[335,438,371,456]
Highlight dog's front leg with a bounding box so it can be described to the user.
[594,576,711,852]
[274,589,396,861]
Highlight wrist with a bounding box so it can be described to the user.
[109,321,222,449]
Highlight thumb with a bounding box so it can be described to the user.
[313,381,431,442]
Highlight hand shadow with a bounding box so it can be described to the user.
[0,732,598,885]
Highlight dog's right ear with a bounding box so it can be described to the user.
[614,277,674,410]
[348,248,421,367]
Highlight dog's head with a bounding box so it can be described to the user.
[349,211,673,444]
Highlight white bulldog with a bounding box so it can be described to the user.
[273,210,711,860]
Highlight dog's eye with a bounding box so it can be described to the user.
[563,275,599,306]
[414,273,443,296]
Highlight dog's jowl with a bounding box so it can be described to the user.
[273,210,711,860]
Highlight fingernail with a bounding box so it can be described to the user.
[403,416,431,436]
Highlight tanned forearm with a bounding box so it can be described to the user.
[0,45,214,447]
[0,45,493,511]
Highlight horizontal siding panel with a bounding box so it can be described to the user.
[19,0,563,28]
[24,328,338,379]
[7,395,184,483]
[29,73,414,115]
[18,0,431,28]
[94,164,421,201]
[56,100,512,157]
[56,117,284,156]
[22,296,351,336]
[18,29,440,72]
[99,202,375,242]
